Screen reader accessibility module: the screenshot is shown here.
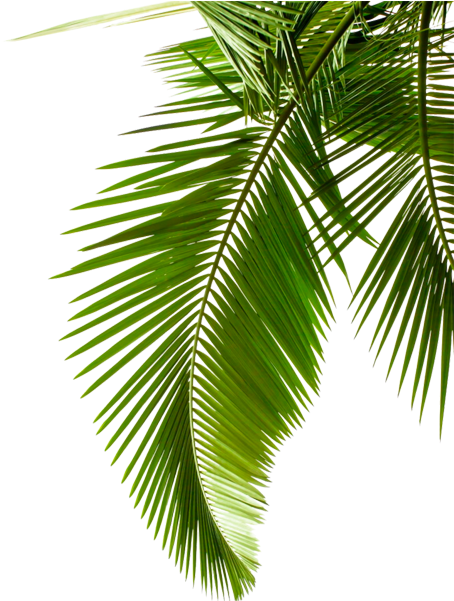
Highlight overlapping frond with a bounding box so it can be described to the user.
[300,2,454,430]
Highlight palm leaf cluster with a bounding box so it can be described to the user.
[16,1,454,598]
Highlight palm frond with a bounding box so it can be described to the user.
[57,113,320,600]
[53,4,363,597]
[301,1,454,432]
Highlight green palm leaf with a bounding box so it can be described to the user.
[13,0,454,598]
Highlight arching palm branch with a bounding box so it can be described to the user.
[14,2,453,598]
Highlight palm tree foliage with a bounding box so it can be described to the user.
[16,1,453,598]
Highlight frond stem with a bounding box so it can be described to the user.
[418,1,454,270]
[188,100,296,559]
[187,0,366,559]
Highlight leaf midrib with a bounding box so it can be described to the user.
[186,2,364,564]
[418,1,454,270]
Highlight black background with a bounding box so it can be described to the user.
[1,2,452,600]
